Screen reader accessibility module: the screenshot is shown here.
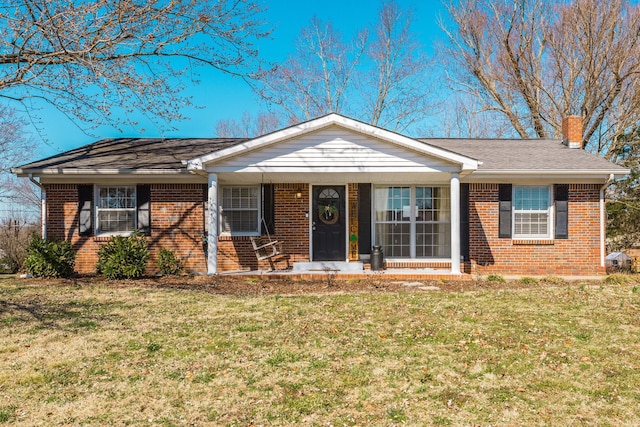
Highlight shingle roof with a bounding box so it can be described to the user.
[13,133,626,177]
[422,138,625,173]
[13,138,245,175]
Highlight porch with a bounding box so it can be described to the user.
[218,260,473,281]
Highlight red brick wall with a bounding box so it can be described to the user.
[468,183,604,276]
[45,183,207,275]
[46,181,605,276]
[217,183,310,271]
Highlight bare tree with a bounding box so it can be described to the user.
[0,212,38,273]
[214,111,281,138]
[0,0,270,132]
[0,104,35,204]
[253,1,435,132]
[358,1,436,132]
[440,0,640,156]
[436,93,514,138]
[256,17,365,122]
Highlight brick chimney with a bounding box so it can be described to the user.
[562,115,583,149]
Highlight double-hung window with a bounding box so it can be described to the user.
[220,186,260,235]
[96,186,136,234]
[513,186,552,238]
[374,186,451,258]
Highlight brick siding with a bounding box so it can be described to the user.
[467,183,604,276]
[45,182,605,276]
[217,183,310,271]
[45,183,208,275]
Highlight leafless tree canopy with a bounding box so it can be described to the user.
[214,111,281,138]
[441,0,640,157]
[0,104,37,211]
[253,1,436,133]
[0,0,269,131]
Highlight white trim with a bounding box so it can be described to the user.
[188,114,479,172]
[41,187,47,239]
[600,174,614,267]
[372,184,453,260]
[94,185,137,236]
[310,184,348,262]
[218,185,261,236]
[467,170,628,181]
[511,185,553,240]
[450,173,461,274]
[207,174,218,275]
[600,188,605,267]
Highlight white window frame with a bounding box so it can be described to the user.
[219,185,261,236]
[512,185,553,239]
[95,185,137,236]
[372,185,451,259]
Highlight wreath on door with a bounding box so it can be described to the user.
[318,204,339,225]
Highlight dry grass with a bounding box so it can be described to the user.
[1,276,640,426]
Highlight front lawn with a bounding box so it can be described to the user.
[1,276,639,425]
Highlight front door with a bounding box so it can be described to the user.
[312,185,346,261]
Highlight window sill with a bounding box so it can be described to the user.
[93,231,136,241]
[512,239,554,245]
[218,234,260,241]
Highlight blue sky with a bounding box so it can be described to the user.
[26,0,449,159]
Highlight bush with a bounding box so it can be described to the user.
[603,273,635,286]
[541,275,566,285]
[518,276,539,286]
[157,248,183,276]
[23,235,76,278]
[485,274,506,283]
[97,232,149,279]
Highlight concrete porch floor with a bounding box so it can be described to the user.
[218,268,472,281]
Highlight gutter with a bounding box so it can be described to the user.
[600,174,615,268]
[28,174,47,239]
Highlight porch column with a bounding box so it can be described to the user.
[41,186,47,239]
[207,173,218,275]
[450,173,461,274]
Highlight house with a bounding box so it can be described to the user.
[12,114,628,277]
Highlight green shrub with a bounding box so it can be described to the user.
[157,248,183,276]
[485,274,506,283]
[518,276,539,286]
[23,235,76,278]
[97,232,149,279]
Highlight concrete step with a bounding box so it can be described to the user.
[292,261,364,273]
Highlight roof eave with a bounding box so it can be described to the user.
[14,168,190,177]
[470,168,630,180]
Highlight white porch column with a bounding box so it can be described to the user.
[207,173,218,275]
[450,173,461,274]
[41,186,47,239]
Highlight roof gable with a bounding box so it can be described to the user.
[188,114,478,172]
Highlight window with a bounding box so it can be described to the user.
[220,186,260,235]
[374,186,450,258]
[96,186,136,234]
[513,186,551,238]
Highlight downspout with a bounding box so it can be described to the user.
[600,174,615,268]
[28,174,46,239]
